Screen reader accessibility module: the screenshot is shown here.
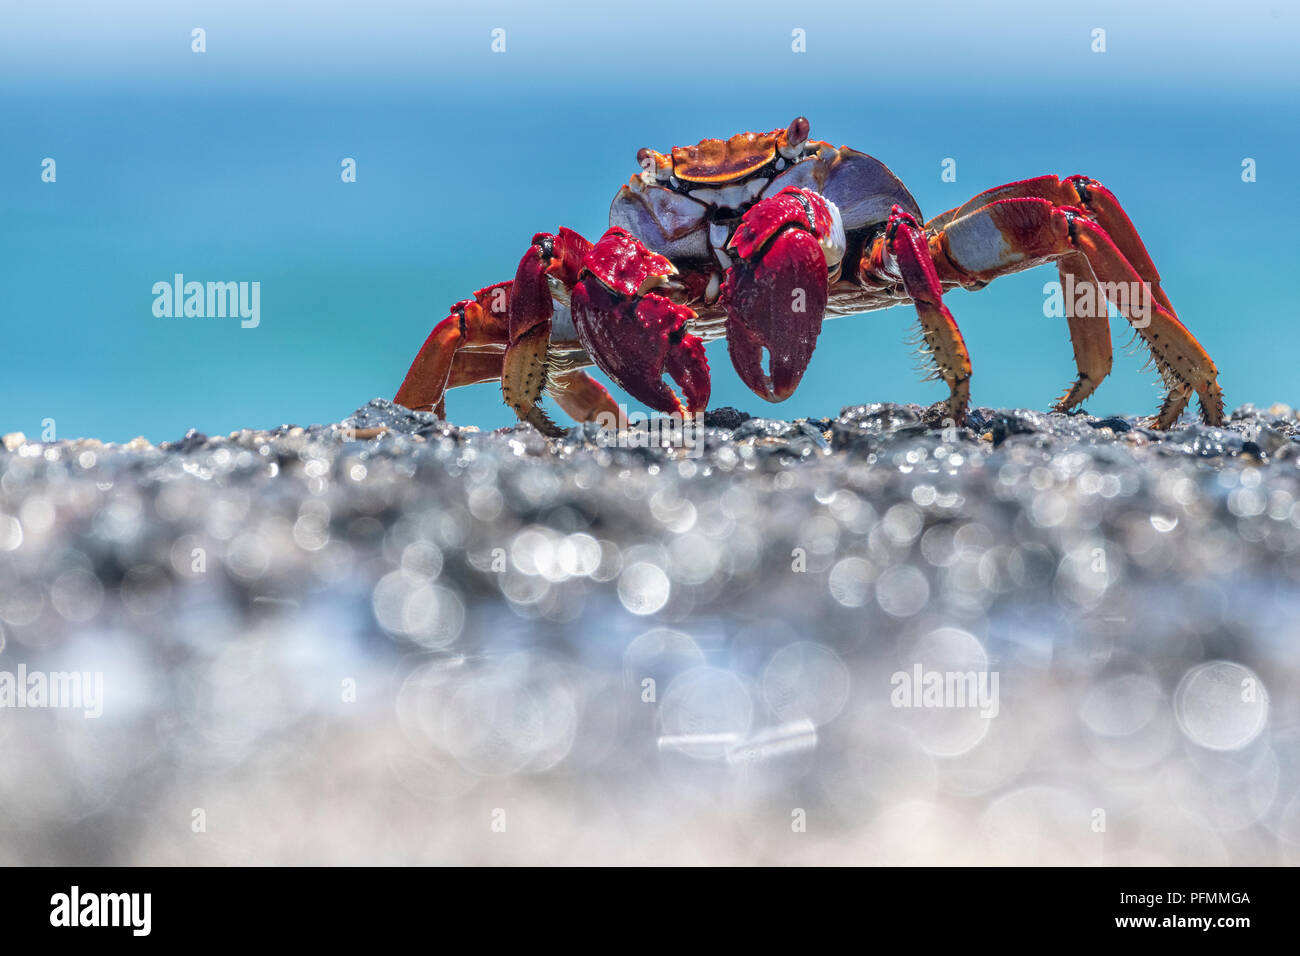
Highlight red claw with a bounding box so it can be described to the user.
[663,330,710,414]
[723,188,832,402]
[581,226,677,296]
[728,186,835,261]
[571,229,710,416]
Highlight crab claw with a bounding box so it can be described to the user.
[722,187,837,402]
[571,227,710,416]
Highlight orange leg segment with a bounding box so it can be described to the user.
[548,369,620,424]
[926,178,1222,428]
[861,207,973,424]
[394,282,511,420]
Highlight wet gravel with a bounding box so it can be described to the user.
[1,398,1299,864]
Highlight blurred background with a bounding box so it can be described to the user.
[2,0,1298,441]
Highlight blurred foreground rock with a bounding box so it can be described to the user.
[1,399,1299,864]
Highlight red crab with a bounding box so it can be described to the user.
[396,117,1223,435]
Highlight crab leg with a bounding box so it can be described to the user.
[395,281,513,418]
[931,195,1222,427]
[502,239,559,435]
[397,322,617,426]
[431,351,506,419]
[1055,253,1113,411]
[930,175,1183,314]
[548,369,620,423]
[394,314,462,415]
[447,350,616,425]
[1060,176,1178,318]
[928,175,1220,425]
[499,229,596,436]
[862,206,973,424]
[397,230,629,432]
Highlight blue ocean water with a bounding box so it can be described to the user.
[2,2,1297,442]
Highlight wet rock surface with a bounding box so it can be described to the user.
[2,398,1299,864]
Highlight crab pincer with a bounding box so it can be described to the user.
[722,186,843,402]
[571,228,710,416]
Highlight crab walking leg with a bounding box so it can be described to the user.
[1055,253,1114,411]
[395,281,513,417]
[433,351,507,419]
[1061,176,1178,317]
[502,242,562,436]
[1068,212,1220,425]
[933,197,1223,428]
[394,314,462,414]
[500,229,595,437]
[436,353,615,424]
[928,175,1179,317]
[862,207,973,424]
[547,369,620,423]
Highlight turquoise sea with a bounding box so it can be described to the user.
[3,1,1297,441]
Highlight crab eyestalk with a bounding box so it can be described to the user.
[778,116,811,159]
[570,228,710,416]
[721,186,842,402]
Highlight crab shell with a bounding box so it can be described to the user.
[610,121,923,277]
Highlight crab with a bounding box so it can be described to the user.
[395,117,1223,435]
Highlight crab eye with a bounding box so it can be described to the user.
[636,147,674,183]
[788,117,810,146]
[780,119,811,162]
